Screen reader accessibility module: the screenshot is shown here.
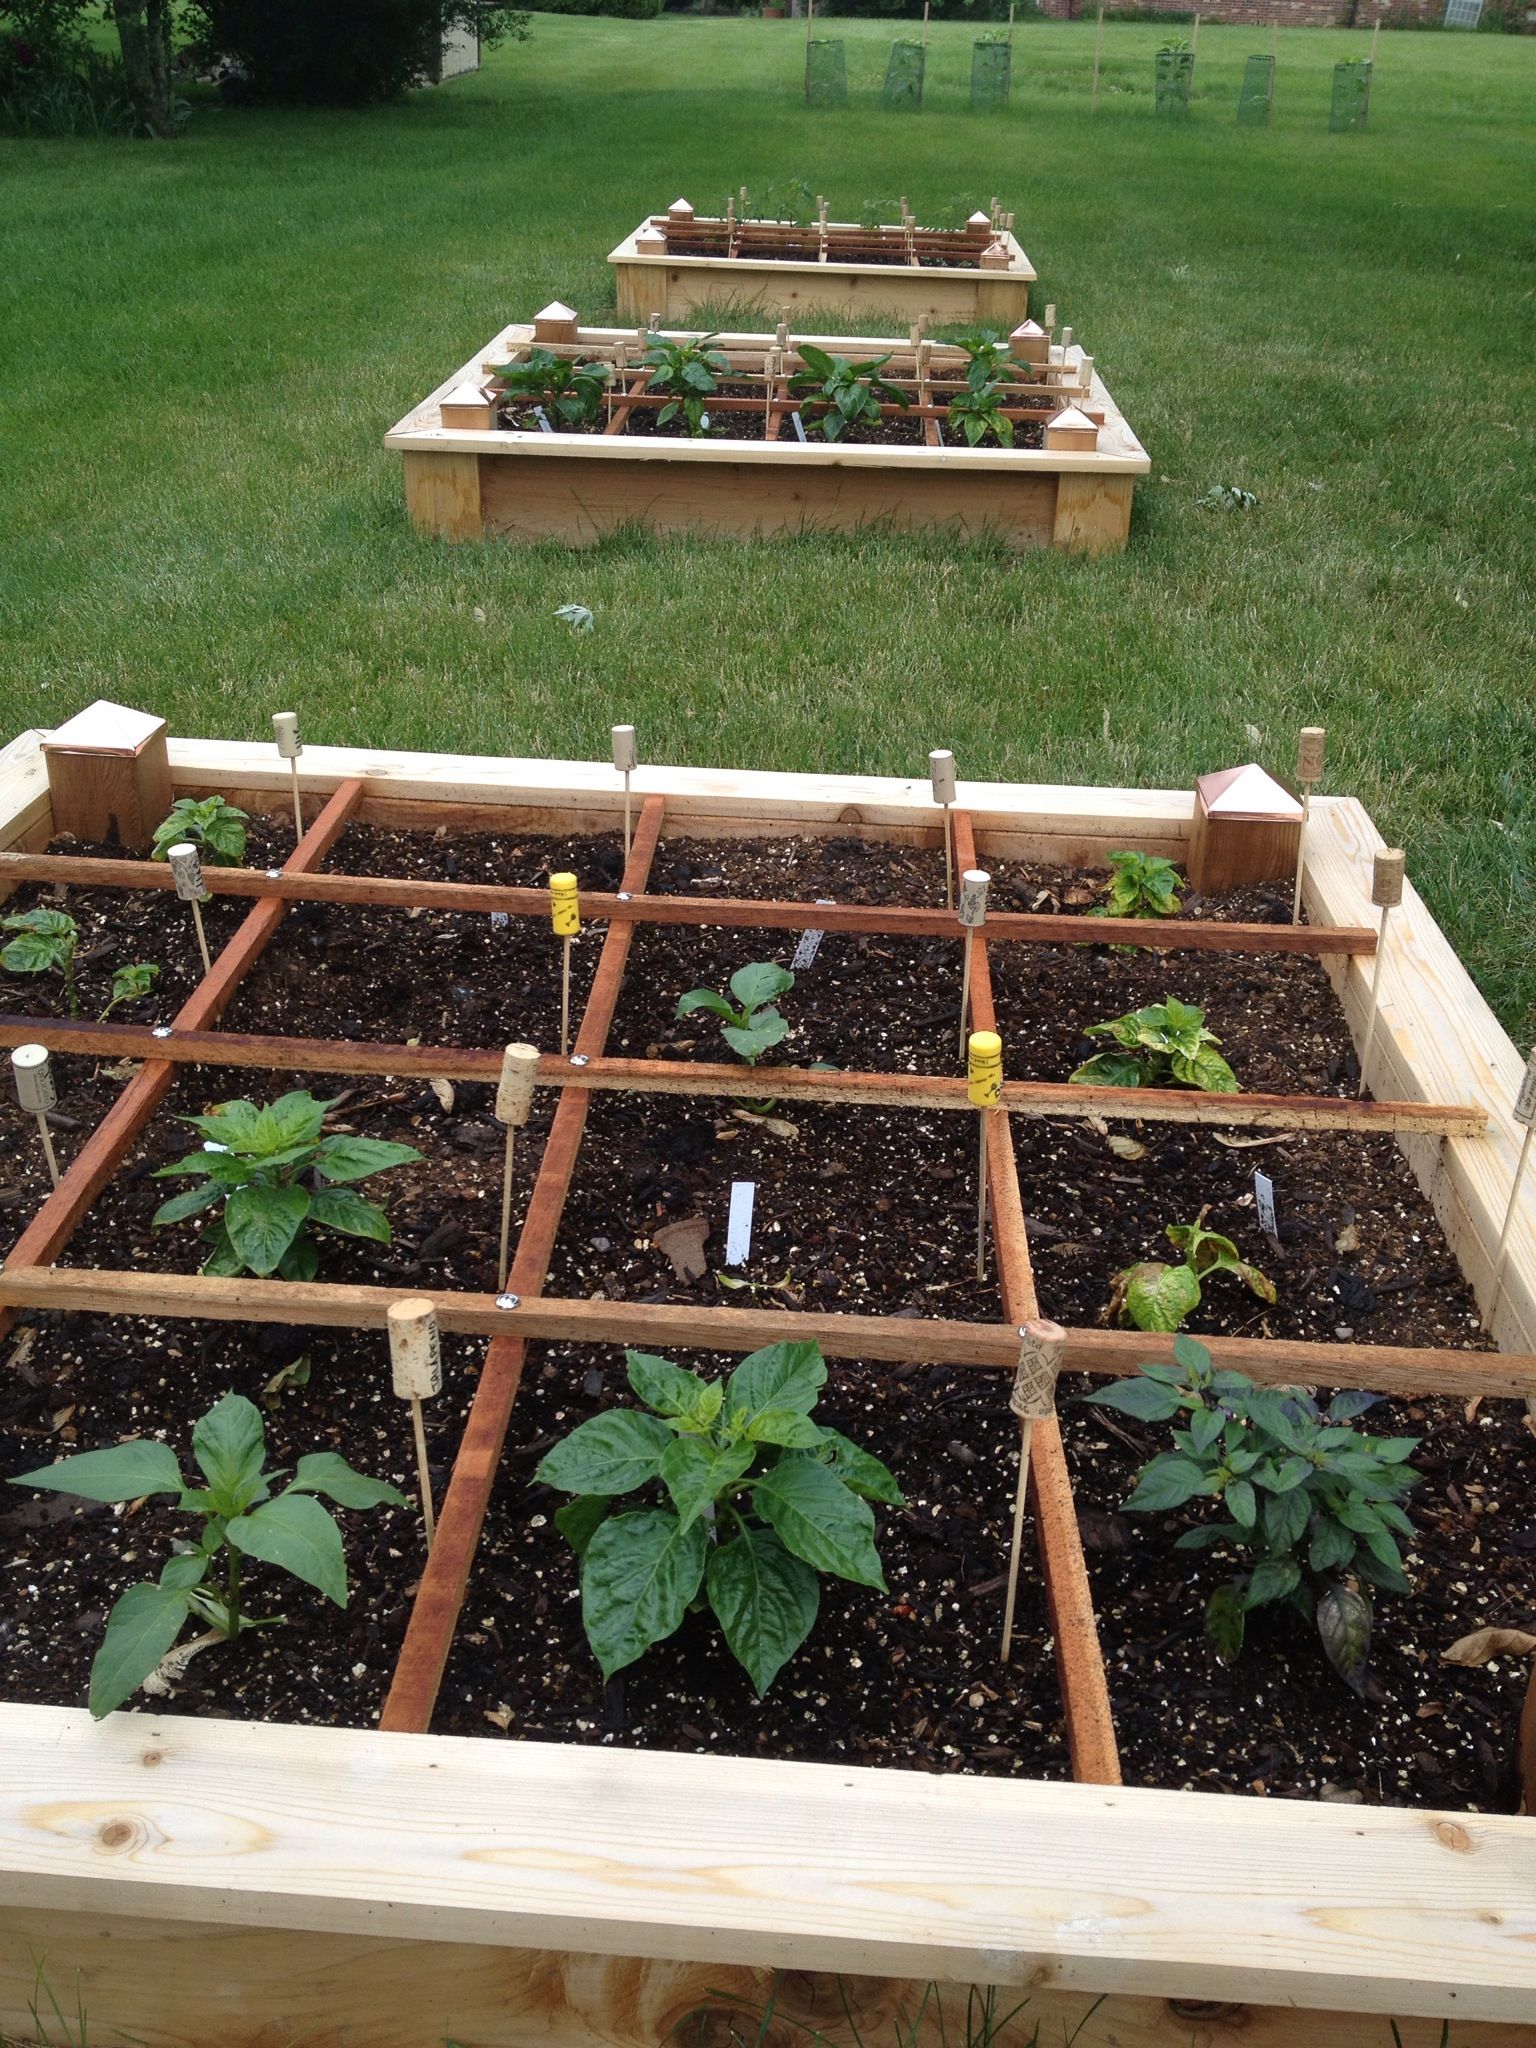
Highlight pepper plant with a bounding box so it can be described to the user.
[1070,997,1238,1093]
[677,962,794,1065]
[1110,1210,1275,1332]
[152,794,248,865]
[1084,1335,1418,1689]
[641,332,730,437]
[1086,849,1185,920]
[152,1088,420,1279]
[789,344,908,442]
[537,1342,902,1691]
[9,1392,406,1717]
[99,960,161,1020]
[2,907,159,1021]
[946,333,1022,448]
[490,346,613,430]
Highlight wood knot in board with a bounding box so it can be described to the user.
[96,1817,142,1852]
[140,1748,164,1768]
[1167,2001,1248,2025]
[838,805,863,825]
[1433,1820,1475,1853]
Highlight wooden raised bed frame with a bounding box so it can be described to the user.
[387,317,1149,555]
[609,210,1037,329]
[0,723,1533,2048]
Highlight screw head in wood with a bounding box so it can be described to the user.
[152,1025,173,1039]
[11,1044,55,1113]
[496,1293,521,1310]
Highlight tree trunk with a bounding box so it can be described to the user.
[111,0,176,138]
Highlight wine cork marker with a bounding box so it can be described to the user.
[273,711,303,841]
[1292,726,1325,926]
[166,842,212,974]
[929,748,957,910]
[611,724,638,859]
[494,1042,540,1289]
[957,867,990,1059]
[387,1297,443,1552]
[1000,1317,1064,1663]
[1483,1045,1536,1337]
[11,1044,61,1189]
[1356,848,1405,1101]
[549,872,580,1056]
[968,1029,1003,1280]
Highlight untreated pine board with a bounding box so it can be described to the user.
[380,793,666,1734]
[1,1705,1534,2021]
[6,1912,1530,2048]
[402,448,482,540]
[0,1020,1482,1139]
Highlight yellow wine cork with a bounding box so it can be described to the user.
[967,1030,1003,1108]
[495,1042,540,1126]
[1010,1318,1065,1420]
[929,749,957,805]
[388,1297,443,1401]
[166,843,207,903]
[611,725,637,773]
[272,711,301,760]
[1296,726,1325,784]
[958,868,991,929]
[1514,1046,1536,1130]
[549,872,580,937]
[11,1044,55,1113]
[1371,849,1406,910]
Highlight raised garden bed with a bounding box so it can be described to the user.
[387,311,1149,554]
[0,722,1534,2048]
[609,199,1036,329]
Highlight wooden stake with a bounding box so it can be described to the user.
[494,1042,540,1289]
[11,1044,60,1189]
[1091,4,1104,113]
[1356,849,1405,1100]
[1001,1319,1065,1663]
[549,872,580,1057]
[611,725,637,858]
[957,867,990,1059]
[929,748,957,909]
[1483,1046,1536,1336]
[1191,9,1200,51]
[968,1029,1002,1280]
[1370,15,1380,63]
[922,0,930,46]
[1292,726,1325,926]
[273,711,303,841]
[388,1297,443,1553]
[1008,0,1015,45]
[166,842,212,974]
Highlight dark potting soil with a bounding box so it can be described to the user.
[59,1062,552,1297]
[623,384,774,443]
[649,831,948,904]
[0,1310,473,1726]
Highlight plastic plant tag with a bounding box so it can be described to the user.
[790,902,836,972]
[725,1182,756,1266]
[1514,1047,1536,1129]
[1254,1168,1279,1243]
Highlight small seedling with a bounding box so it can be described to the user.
[2,907,82,1017]
[1087,849,1185,920]
[677,962,794,1065]
[99,960,161,1021]
[1084,1335,1418,1689]
[152,794,248,866]
[1070,996,1238,1093]
[537,1342,902,1690]
[789,344,908,443]
[641,331,730,437]
[490,346,613,430]
[151,1087,420,1280]
[1109,1208,1275,1332]
[9,1391,406,1716]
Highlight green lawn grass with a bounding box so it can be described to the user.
[0,19,1532,1032]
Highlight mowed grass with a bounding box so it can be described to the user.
[0,20,1532,1030]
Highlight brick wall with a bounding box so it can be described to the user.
[1036,0,1442,21]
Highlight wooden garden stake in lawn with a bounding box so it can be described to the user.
[957,867,990,1058]
[611,724,638,858]
[550,871,580,1056]
[494,1041,540,1289]
[1292,725,1325,925]
[273,711,303,841]
[1091,4,1104,112]
[11,1044,60,1189]
[968,1028,1002,1279]
[166,842,212,974]
[1484,1045,1536,1336]
[1357,848,1405,1100]
[387,1296,442,1553]
[1001,1317,1064,1664]
[929,748,957,909]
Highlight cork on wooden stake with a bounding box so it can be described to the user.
[273,711,303,841]
[1356,849,1405,1100]
[611,725,638,857]
[11,1044,60,1189]
[387,1296,442,1551]
[494,1042,540,1288]
[957,868,990,1058]
[166,843,212,974]
[929,748,957,909]
[550,873,580,1055]
[968,1029,1002,1280]
[1292,726,1326,926]
[1001,1317,1065,1663]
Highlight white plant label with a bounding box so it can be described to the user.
[1515,1049,1536,1128]
[790,903,836,972]
[725,1182,756,1266]
[1253,1169,1279,1243]
[490,911,510,930]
